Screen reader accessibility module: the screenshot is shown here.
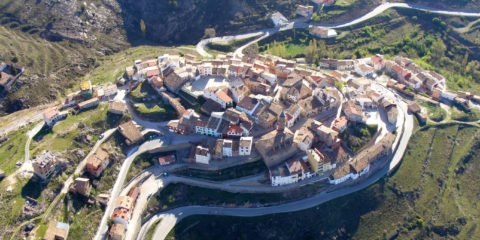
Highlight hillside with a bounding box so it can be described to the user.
[0,0,308,46]
[0,0,308,114]
[0,0,479,114]
[168,123,480,239]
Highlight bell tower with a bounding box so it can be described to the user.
[277,111,286,133]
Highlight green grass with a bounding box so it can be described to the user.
[0,124,33,175]
[35,221,49,240]
[131,102,177,122]
[206,36,258,53]
[419,101,447,122]
[30,103,111,155]
[451,106,480,122]
[0,171,68,239]
[260,7,480,92]
[167,123,480,240]
[392,127,435,192]
[125,152,159,182]
[128,81,158,103]
[173,160,266,181]
[146,183,288,218]
[335,0,358,7]
[339,122,378,153]
[145,219,162,240]
[67,205,103,240]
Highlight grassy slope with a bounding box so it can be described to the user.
[173,160,267,181]
[0,24,97,112]
[0,124,34,175]
[30,103,111,155]
[167,124,480,240]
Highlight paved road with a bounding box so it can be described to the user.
[135,82,414,240]
[93,138,165,240]
[42,128,117,221]
[5,121,45,185]
[0,103,55,135]
[197,2,480,57]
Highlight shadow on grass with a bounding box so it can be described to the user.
[33,125,52,142]
[21,178,46,199]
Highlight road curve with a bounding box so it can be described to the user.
[93,138,165,240]
[5,121,45,185]
[197,2,480,57]
[138,108,414,240]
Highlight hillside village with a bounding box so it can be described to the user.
[4,5,480,238]
[37,47,478,191]
[123,51,401,186]
[10,45,479,240]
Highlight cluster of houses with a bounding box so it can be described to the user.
[108,186,140,240]
[342,76,399,126]
[373,55,478,107]
[329,133,395,184]
[120,48,413,187]
[62,80,118,111]
[192,136,254,164]
[119,48,406,186]
[42,81,120,128]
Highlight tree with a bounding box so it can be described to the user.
[140,19,146,38]
[244,42,259,56]
[430,39,446,64]
[461,52,469,68]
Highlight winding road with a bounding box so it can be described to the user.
[197,2,480,58]
[136,86,414,240]
[95,2,478,239]
[5,121,44,185]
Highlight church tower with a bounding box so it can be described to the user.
[277,111,286,133]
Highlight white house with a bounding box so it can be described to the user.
[43,107,67,127]
[230,85,249,103]
[441,91,457,102]
[271,12,289,27]
[270,167,298,186]
[103,84,118,98]
[296,5,314,17]
[329,164,358,185]
[236,96,260,116]
[203,115,223,137]
[239,137,253,156]
[198,62,212,76]
[195,146,211,164]
[203,88,233,109]
[293,127,314,151]
[354,63,375,77]
[270,158,313,186]
[222,139,233,157]
[261,72,277,85]
[285,105,301,128]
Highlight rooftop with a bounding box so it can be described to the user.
[118,121,143,145]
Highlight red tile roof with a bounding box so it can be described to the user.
[215,90,233,103]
